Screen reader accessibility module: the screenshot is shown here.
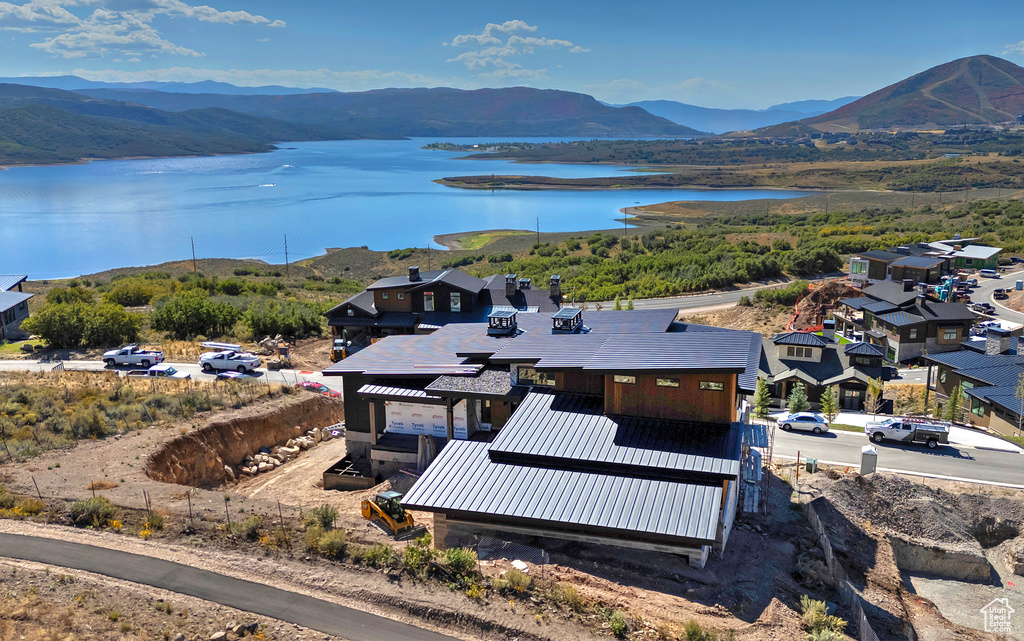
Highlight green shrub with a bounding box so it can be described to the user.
[738,295,752,307]
[16,497,44,515]
[46,286,93,305]
[363,543,398,568]
[150,290,241,339]
[0,486,14,509]
[549,583,584,613]
[103,280,157,307]
[304,524,324,552]
[145,513,165,531]
[496,568,531,594]
[609,610,628,637]
[70,496,117,528]
[236,515,263,541]
[305,504,338,530]
[402,541,435,578]
[441,546,478,580]
[317,529,348,559]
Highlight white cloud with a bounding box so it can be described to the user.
[1004,41,1024,55]
[446,20,586,79]
[69,65,462,91]
[2,1,284,58]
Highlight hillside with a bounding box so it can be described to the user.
[623,97,857,133]
[793,55,1024,131]
[0,75,336,95]
[74,86,706,138]
[0,83,349,165]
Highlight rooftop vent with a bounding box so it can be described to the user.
[487,309,518,337]
[408,266,420,282]
[954,233,962,240]
[551,307,583,334]
[518,277,531,290]
[505,273,517,297]
[895,246,911,255]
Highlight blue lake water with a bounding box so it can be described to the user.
[0,138,813,278]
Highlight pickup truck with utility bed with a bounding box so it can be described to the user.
[125,364,190,380]
[198,342,261,373]
[103,345,165,368]
[865,417,950,449]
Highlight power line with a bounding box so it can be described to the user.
[284,234,289,277]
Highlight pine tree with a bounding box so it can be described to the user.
[754,377,772,419]
[820,385,839,423]
[613,296,622,311]
[945,384,963,422]
[626,297,634,310]
[787,383,811,414]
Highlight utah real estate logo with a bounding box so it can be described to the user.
[980,597,1014,634]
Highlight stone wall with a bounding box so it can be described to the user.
[145,394,344,487]
[889,534,992,582]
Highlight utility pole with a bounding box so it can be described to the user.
[190,237,197,273]
[284,234,289,277]
[536,217,540,246]
[427,243,431,271]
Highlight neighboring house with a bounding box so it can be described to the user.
[849,250,903,284]
[322,307,764,568]
[833,279,977,363]
[0,275,32,341]
[759,321,890,411]
[928,240,1001,270]
[325,267,561,345]
[887,256,944,284]
[924,330,1024,436]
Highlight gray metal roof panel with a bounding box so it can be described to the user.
[890,256,944,268]
[488,392,741,481]
[326,311,416,328]
[403,440,723,545]
[0,290,32,312]
[856,250,903,262]
[322,329,483,376]
[0,275,27,292]
[876,311,926,327]
[862,281,921,306]
[356,383,443,401]
[844,342,884,356]
[838,297,871,310]
[771,332,828,347]
[862,301,900,314]
[953,245,1001,260]
[584,332,754,372]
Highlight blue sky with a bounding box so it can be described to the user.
[2,0,1024,108]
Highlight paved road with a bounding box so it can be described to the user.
[895,368,927,385]
[974,268,1024,324]
[0,360,336,390]
[773,427,1024,487]
[0,533,458,641]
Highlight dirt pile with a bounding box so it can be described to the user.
[145,394,344,487]
[811,473,1024,548]
[792,280,862,330]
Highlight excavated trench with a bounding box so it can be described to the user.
[145,394,345,487]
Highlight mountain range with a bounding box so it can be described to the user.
[0,75,336,96]
[617,97,859,133]
[770,54,1024,133]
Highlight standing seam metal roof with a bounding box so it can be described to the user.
[401,441,724,545]
[0,275,27,292]
[488,392,741,480]
[771,332,828,347]
[0,291,32,313]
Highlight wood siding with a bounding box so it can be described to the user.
[374,289,413,312]
[604,372,736,424]
[555,371,605,395]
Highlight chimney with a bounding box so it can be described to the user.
[822,319,835,343]
[1017,335,1024,355]
[917,293,926,307]
[550,274,562,300]
[408,266,420,282]
[954,232,962,241]
[505,273,518,297]
[902,278,916,292]
[518,277,531,290]
[987,327,1011,355]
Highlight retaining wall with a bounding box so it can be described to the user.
[145,394,345,487]
[889,535,992,582]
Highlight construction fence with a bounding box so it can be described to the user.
[800,497,882,641]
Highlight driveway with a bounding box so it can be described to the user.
[0,533,458,641]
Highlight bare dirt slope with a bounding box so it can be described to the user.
[679,305,792,334]
[793,280,861,330]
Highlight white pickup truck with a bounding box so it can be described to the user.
[125,364,191,380]
[199,342,261,373]
[103,345,165,368]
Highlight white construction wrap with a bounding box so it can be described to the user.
[384,400,469,439]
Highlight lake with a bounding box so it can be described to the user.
[0,138,813,278]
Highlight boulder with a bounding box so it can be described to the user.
[210,632,227,641]
[223,465,236,482]
[19,343,34,354]
[258,462,271,473]
[1006,539,1024,575]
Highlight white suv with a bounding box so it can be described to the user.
[780,412,830,434]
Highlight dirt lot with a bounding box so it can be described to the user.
[803,469,1024,640]
[680,304,792,334]
[793,280,862,331]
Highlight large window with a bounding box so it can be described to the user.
[786,346,811,358]
[451,292,461,312]
[943,329,958,341]
[423,292,434,312]
[850,260,868,275]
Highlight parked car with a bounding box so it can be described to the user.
[980,269,1000,278]
[779,412,830,434]
[125,364,191,380]
[216,370,256,382]
[296,381,341,398]
[994,288,1009,300]
[865,417,949,449]
[972,302,995,313]
[1011,257,1024,264]
[199,347,261,373]
[965,278,979,287]
[103,345,165,368]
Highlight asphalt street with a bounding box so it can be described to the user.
[0,533,459,641]
[773,427,1024,487]
[975,268,1024,324]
